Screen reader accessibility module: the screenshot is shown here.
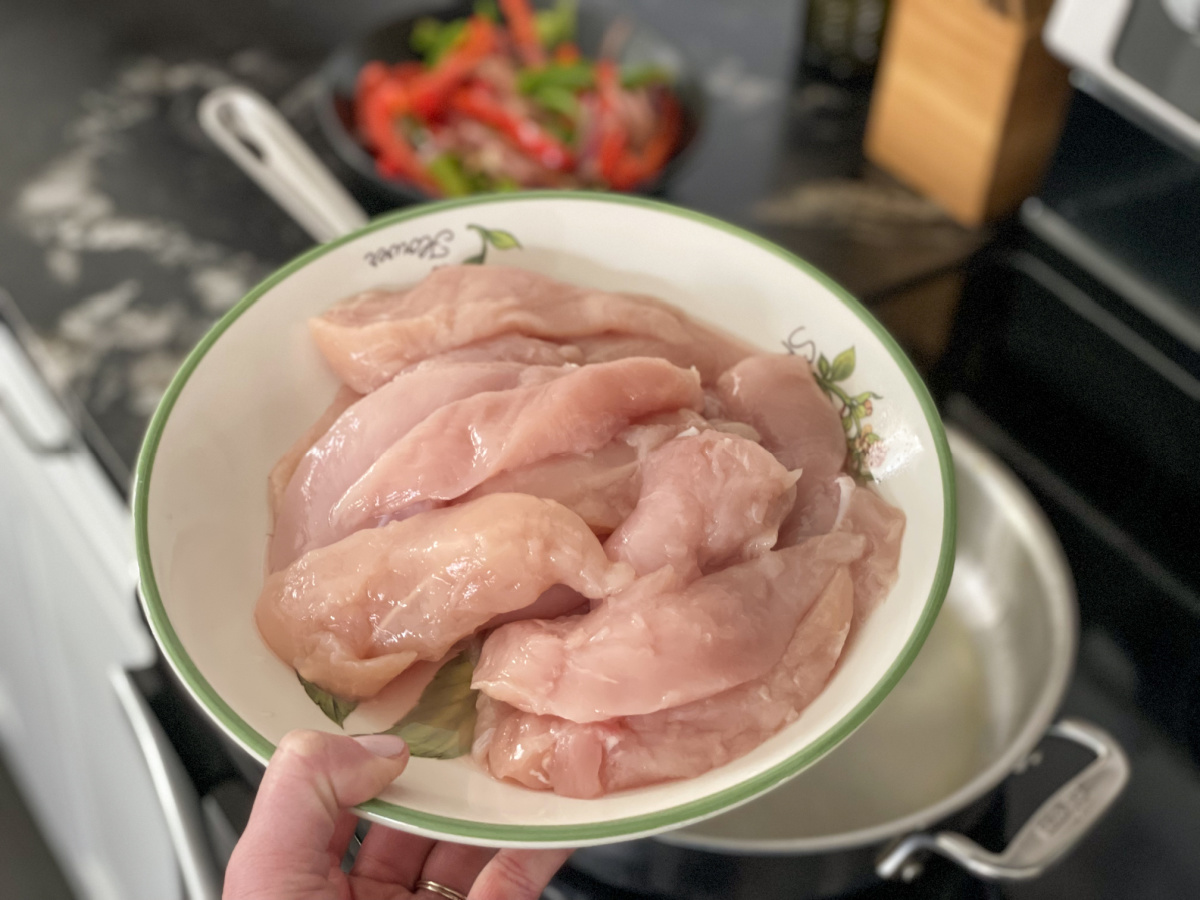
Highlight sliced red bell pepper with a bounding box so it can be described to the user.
[409,16,497,120]
[553,42,580,65]
[390,61,426,83]
[357,61,390,97]
[611,91,683,190]
[450,84,574,171]
[359,81,440,195]
[593,60,632,188]
[500,0,546,67]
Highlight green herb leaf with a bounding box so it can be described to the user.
[378,645,480,759]
[817,354,831,379]
[298,672,358,728]
[411,16,467,65]
[410,17,442,54]
[829,347,856,382]
[535,0,578,48]
[428,154,472,197]
[473,0,500,22]
[531,83,579,118]
[517,61,595,95]
[621,64,672,89]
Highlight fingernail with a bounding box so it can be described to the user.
[353,734,410,759]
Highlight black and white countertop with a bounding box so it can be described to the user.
[0,0,983,490]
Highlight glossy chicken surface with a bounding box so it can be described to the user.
[257,493,633,699]
[310,266,751,392]
[258,265,906,795]
[473,567,857,798]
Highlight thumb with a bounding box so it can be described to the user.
[224,730,409,898]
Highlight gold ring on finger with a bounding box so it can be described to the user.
[415,878,469,900]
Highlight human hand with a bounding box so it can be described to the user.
[223,730,572,900]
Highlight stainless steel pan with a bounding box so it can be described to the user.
[568,429,1128,897]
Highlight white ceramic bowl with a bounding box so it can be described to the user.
[134,193,955,848]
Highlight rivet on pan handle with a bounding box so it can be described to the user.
[876,718,1130,882]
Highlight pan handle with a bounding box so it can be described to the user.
[198,85,368,243]
[876,718,1129,882]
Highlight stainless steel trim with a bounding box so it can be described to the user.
[0,290,132,487]
[111,668,223,900]
[876,718,1130,882]
[0,318,80,456]
[1007,250,1200,402]
[0,392,79,454]
[945,395,1200,618]
[1021,198,1200,355]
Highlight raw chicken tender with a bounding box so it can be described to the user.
[256,494,634,700]
[472,533,865,722]
[311,266,729,392]
[604,430,798,579]
[267,385,359,520]
[473,567,855,797]
[837,482,906,627]
[261,263,909,798]
[716,355,848,539]
[572,332,753,386]
[484,584,590,630]
[408,333,583,368]
[462,439,642,533]
[330,358,704,542]
[269,361,571,570]
[461,409,713,534]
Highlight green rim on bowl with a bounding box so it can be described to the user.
[133,191,956,844]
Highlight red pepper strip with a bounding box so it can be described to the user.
[357,61,390,96]
[611,92,684,190]
[355,62,391,146]
[409,16,497,120]
[500,0,546,67]
[553,42,581,65]
[391,61,425,83]
[450,85,575,171]
[594,60,630,187]
[359,81,440,194]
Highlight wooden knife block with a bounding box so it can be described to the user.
[863,0,1070,227]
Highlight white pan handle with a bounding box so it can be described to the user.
[877,718,1130,882]
[198,85,368,243]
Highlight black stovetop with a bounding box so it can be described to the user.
[1,1,1199,898]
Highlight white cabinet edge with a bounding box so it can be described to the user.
[0,324,152,667]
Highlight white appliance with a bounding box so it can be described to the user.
[1045,0,1200,155]
[0,320,218,900]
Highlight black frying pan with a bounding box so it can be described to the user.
[312,1,707,207]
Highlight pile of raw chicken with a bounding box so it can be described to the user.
[256,265,905,798]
